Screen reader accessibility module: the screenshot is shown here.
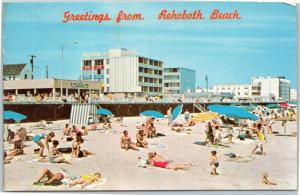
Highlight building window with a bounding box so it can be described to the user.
[97,69,101,75]
[95,59,103,66]
[106,78,109,84]
[106,69,109,74]
[139,67,143,73]
[106,59,109,64]
[106,87,109,92]
[83,60,92,66]
[24,74,27,79]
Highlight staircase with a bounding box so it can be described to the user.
[194,102,208,113]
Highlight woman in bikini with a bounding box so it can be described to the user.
[72,137,94,158]
[136,130,148,148]
[33,168,65,186]
[69,172,101,188]
[120,130,139,151]
[33,132,55,157]
[147,152,192,170]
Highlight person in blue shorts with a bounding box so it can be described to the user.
[33,132,55,157]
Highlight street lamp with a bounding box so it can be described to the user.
[60,41,79,98]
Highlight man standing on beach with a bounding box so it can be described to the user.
[167,107,172,126]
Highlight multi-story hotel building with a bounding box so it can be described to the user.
[163,67,196,95]
[251,76,290,101]
[81,48,163,96]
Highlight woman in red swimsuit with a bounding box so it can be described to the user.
[148,152,192,170]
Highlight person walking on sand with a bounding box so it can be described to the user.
[209,150,219,175]
[120,130,139,151]
[251,123,265,155]
[167,107,172,126]
[184,109,190,123]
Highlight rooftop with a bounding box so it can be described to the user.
[3,64,27,75]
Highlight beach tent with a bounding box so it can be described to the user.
[140,110,165,119]
[70,104,98,125]
[192,112,219,123]
[208,105,258,121]
[171,104,183,121]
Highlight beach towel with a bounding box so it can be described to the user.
[68,178,107,189]
[225,155,255,163]
[193,141,206,146]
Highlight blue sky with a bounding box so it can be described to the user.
[3,2,297,88]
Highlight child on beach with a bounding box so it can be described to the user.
[209,150,219,175]
[33,132,55,157]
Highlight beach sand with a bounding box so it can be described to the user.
[3,116,298,191]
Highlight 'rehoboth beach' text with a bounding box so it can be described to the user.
[62,9,241,24]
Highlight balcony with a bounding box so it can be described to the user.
[82,66,92,70]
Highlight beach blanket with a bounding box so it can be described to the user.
[225,155,255,163]
[70,178,107,189]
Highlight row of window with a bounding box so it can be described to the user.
[83,59,109,66]
[138,76,162,84]
[138,57,162,67]
[164,83,179,87]
[83,69,109,75]
[141,86,162,93]
[139,67,163,75]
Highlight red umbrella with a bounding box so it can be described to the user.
[279,103,289,108]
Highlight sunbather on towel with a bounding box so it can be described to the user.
[148,152,192,171]
[69,172,101,188]
[72,137,94,158]
[33,168,65,186]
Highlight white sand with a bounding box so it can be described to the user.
[3,116,298,191]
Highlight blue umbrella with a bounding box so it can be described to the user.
[97,108,112,116]
[171,104,183,121]
[140,110,165,119]
[208,105,258,121]
[4,111,27,122]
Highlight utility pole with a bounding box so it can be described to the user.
[205,75,208,93]
[46,65,48,79]
[29,55,37,79]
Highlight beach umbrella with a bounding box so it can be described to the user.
[96,108,112,116]
[240,104,256,112]
[4,111,27,122]
[287,101,297,107]
[208,105,258,121]
[140,110,165,119]
[192,112,219,123]
[279,102,289,108]
[266,103,280,109]
[171,104,183,121]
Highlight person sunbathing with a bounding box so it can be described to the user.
[147,152,192,171]
[262,172,277,185]
[69,172,101,188]
[39,140,71,164]
[72,137,94,158]
[136,130,148,148]
[120,130,139,151]
[5,148,24,157]
[33,168,65,186]
[33,132,55,157]
[89,123,97,131]
[103,121,112,130]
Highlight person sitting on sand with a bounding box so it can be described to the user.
[147,152,192,171]
[33,132,55,157]
[39,140,71,164]
[69,172,101,188]
[12,132,23,150]
[33,168,65,186]
[136,130,148,148]
[89,123,97,131]
[120,130,139,151]
[148,123,156,138]
[5,148,24,157]
[81,126,88,136]
[214,126,222,144]
[209,150,219,175]
[72,137,94,158]
[63,124,71,136]
[262,172,277,185]
[103,121,112,130]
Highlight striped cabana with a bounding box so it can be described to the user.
[69,104,98,126]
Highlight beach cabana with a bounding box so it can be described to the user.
[70,104,98,125]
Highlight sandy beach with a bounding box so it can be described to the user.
[3,116,298,191]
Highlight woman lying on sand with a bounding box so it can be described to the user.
[120,130,139,151]
[33,132,55,157]
[262,172,277,185]
[72,137,94,158]
[69,172,101,188]
[148,152,192,171]
[33,168,65,186]
[136,130,148,148]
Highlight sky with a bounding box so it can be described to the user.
[2,2,297,88]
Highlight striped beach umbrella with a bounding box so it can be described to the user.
[192,112,219,123]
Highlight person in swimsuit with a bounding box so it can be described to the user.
[69,172,101,188]
[33,132,55,157]
[136,130,148,148]
[147,152,192,171]
[72,137,94,158]
[209,150,219,175]
[33,168,65,186]
[120,130,139,151]
[167,107,172,126]
[251,123,265,155]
